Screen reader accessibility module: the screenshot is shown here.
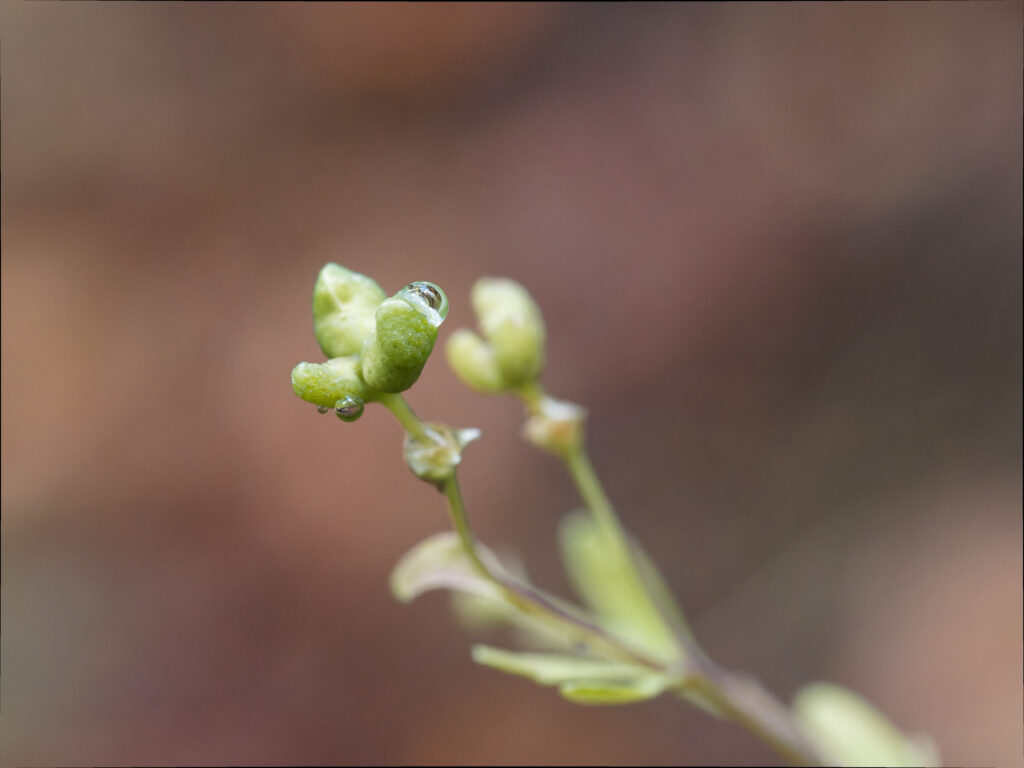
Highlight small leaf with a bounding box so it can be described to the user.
[559,511,682,663]
[456,593,577,651]
[631,537,700,648]
[471,645,674,705]
[559,675,671,705]
[792,682,940,767]
[393,533,595,653]
[390,532,502,604]
[449,551,575,651]
[471,645,653,685]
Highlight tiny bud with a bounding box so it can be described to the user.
[291,357,367,412]
[403,423,481,486]
[446,328,506,393]
[471,278,546,388]
[523,397,586,456]
[360,284,447,393]
[312,263,387,358]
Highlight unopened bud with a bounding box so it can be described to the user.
[312,263,387,358]
[360,282,448,393]
[472,278,546,388]
[523,397,586,456]
[446,328,505,393]
[404,424,481,486]
[291,356,368,421]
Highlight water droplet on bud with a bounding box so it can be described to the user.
[317,405,331,414]
[399,281,448,327]
[334,395,365,422]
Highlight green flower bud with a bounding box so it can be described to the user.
[446,328,505,393]
[360,282,448,393]
[471,278,546,389]
[291,356,369,421]
[312,263,387,358]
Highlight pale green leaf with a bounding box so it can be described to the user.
[390,531,503,604]
[471,644,674,705]
[559,674,671,705]
[558,510,682,663]
[449,551,575,651]
[471,644,651,684]
[793,683,940,767]
[450,591,574,651]
[394,533,590,652]
[631,537,700,648]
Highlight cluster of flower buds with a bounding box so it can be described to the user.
[446,278,584,455]
[445,278,546,394]
[291,264,449,420]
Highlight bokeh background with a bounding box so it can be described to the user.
[2,3,1021,765]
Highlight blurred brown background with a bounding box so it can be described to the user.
[2,3,1021,766]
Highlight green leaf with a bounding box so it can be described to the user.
[393,533,589,652]
[559,675,671,705]
[471,645,673,705]
[558,510,683,663]
[630,536,700,649]
[472,645,649,685]
[449,551,575,651]
[390,532,502,604]
[792,683,940,767]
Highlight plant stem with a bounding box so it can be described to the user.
[440,472,664,668]
[516,384,823,767]
[440,473,489,576]
[376,395,656,665]
[565,444,822,764]
[514,384,628,542]
[687,666,825,767]
[377,393,432,441]
[563,441,823,765]
[381,388,823,766]
[518,385,693,645]
[562,446,629,544]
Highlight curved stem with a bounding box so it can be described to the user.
[687,666,825,767]
[565,444,822,764]
[377,394,662,667]
[516,384,823,766]
[441,473,662,669]
[377,393,432,441]
[518,385,695,647]
[562,446,629,544]
[380,387,823,765]
[441,474,490,577]
[515,384,627,541]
